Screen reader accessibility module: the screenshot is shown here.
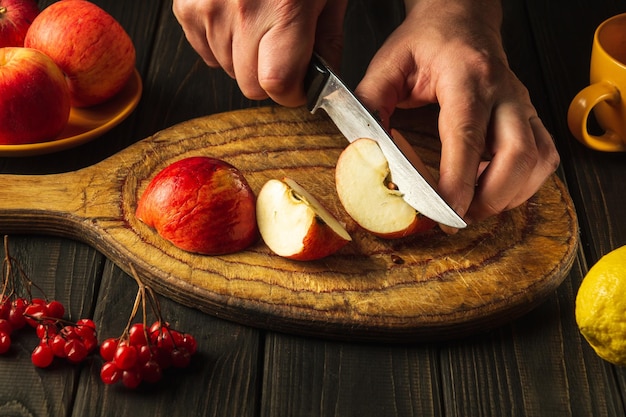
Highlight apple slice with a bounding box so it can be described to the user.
[256,177,351,261]
[335,137,436,239]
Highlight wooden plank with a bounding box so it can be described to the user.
[261,333,441,417]
[525,0,626,259]
[439,256,625,416]
[0,236,103,416]
[430,1,626,416]
[71,262,262,417]
[523,0,626,409]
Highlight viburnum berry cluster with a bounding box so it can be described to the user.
[0,236,99,367]
[98,266,197,389]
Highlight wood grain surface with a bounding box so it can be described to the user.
[0,106,579,341]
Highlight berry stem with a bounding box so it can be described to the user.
[2,236,50,302]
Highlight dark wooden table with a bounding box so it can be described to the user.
[1,0,625,416]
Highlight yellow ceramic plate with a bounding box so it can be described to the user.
[0,69,142,157]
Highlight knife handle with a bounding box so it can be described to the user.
[304,53,330,111]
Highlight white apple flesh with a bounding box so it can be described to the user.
[335,137,436,239]
[256,178,351,261]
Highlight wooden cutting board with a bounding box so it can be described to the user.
[0,106,579,342]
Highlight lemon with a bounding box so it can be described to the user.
[576,245,626,366]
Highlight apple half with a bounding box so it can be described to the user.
[335,137,436,239]
[256,178,351,261]
[136,156,258,255]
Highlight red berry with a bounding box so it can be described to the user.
[51,334,67,358]
[46,301,65,319]
[149,320,166,335]
[154,347,172,370]
[0,331,11,354]
[60,325,79,341]
[182,333,197,355]
[8,299,27,329]
[154,329,175,352]
[0,298,9,320]
[136,344,153,365]
[24,303,48,327]
[129,323,148,346]
[122,369,142,389]
[100,361,121,385]
[76,322,97,343]
[64,339,88,363]
[36,322,57,339]
[82,335,98,353]
[76,318,96,330]
[0,319,13,335]
[99,338,119,362]
[114,344,138,370]
[141,360,162,383]
[32,343,54,368]
[171,347,191,368]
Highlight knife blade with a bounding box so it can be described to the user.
[304,53,466,229]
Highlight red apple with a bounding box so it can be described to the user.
[256,177,351,261]
[24,0,136,107]
[0,0,39,48]
[136,156,259,255]
[335,137,436,239]
[0,47,71,145]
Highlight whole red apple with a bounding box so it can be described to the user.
[0,47,71,145]
[24,0,135,107]
[136,157,259,255]
[0,0,39,48]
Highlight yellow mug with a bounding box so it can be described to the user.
[568,13,626,152]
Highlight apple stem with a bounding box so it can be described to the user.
[0,6,7,15]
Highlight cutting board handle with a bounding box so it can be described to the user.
[0,170,98,237]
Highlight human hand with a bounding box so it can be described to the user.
[355,0,560,230]
[172,0,348,107]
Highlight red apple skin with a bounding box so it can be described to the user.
[290,221,349,261]
[136,157,259,255]
[0,0,39,48]
[256,178,351,261]
[24,0,136,107]
[373,215,436,239]
[0,47,71,144]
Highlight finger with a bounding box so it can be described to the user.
[354,48,410,129]
[436,92,491,228]
[254,3,332,107]
[464,104,541,223]
[506,116,560,209]
[232,27,267,100]
[313,0,348,71]
[173,1,223,69]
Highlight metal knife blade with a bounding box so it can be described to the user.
[304,53,466,229]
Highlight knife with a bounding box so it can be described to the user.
[304,53,467,229]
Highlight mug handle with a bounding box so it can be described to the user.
[567,81,626,152]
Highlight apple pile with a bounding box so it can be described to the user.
[0,0,136,145]
[137,136,438,261]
